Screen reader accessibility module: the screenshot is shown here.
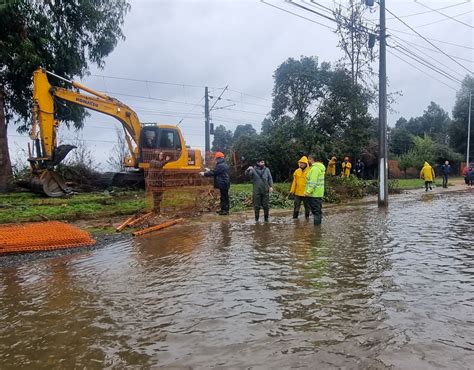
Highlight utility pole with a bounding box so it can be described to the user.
[467,92,472,166]
[204,86,210,157]
[378,0,388,207]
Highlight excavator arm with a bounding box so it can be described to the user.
[31,68,141,168]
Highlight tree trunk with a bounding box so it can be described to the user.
[0,87,13,192]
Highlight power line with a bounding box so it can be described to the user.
[414,0,473,29]
[90,74,213,89]
[386,1,470,20]
[387,43,462,85]
[259,0,336,31]
[178,96,205,127]
[414,9,474,28]
[387,49,458,91]
[385,6,472,74]
[226,88,272,102]
[390,34,473,63]
[390,39,465,81]
[387,27,474,50]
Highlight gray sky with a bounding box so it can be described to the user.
[9,0,473,169]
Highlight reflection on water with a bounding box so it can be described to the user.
[0,192,473,368]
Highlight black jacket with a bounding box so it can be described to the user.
[205,158,230,189]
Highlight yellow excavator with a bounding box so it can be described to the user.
[29,68,207,197]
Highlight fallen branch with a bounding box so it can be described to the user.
[132,218,183,237]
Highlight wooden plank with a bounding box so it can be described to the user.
[115,216,136,232]
[128,212,155,227]
[132,219,183,237]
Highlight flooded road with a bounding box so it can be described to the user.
[0,192,473,368]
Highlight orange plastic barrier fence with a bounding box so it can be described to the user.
[0,221,96,255]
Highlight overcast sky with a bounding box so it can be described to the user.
[8,0,473,169]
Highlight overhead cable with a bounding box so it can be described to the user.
[414,0,473,28]
[385,6,472,74]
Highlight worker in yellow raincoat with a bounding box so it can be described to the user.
[341,157,352,177]
[290,156,310,219]
[326,156,337,176]
[420,161,435,191]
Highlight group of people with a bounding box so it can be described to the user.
[200,152,326,226]
[421,160,474,191]
[326,156,365,178]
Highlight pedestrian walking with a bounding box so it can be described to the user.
[201,152,230,215]
[420,161,435,191]
[465,164,474,187]
[354,159,365,179]
[440,160,451,188]
[245,159,273,222]
[326,156,337,176]
[341,157,352,177]
[290,156,310,219]
[304,153,326,226]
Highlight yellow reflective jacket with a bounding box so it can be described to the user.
[326,157,336,176]
[341,161,352,177]
[305,161,326,198]
[290,156,310,196]
[420,161,435,181]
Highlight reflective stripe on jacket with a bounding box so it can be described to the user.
[305,162,326,198]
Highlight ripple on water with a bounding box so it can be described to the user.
[0,192,472,368]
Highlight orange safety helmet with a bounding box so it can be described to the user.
[214,151,225,159]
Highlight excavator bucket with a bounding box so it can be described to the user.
[30,170,73,197]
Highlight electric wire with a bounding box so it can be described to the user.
[259,0,337,31]
[385,6,473,74]
[387,43,462,85]
[389,41,464,82]
[414,9,474,28]
[414,0,473,28]
[386,1,470,20]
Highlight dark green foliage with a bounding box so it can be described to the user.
[448,75,474,160]
[0,0,130,130]
[211,124,233,155]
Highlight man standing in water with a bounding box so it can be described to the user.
[304,153,326,226]
[420,160,436,191]
[201,152,230,215]
[290,156,310,219]
[246,159,273,222]
[440,160,451,188]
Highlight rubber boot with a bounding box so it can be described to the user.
[264,209,269,222]
[313,216,321,226]
[255,209,260,222]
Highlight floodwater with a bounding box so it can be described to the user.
[0,192,473,369]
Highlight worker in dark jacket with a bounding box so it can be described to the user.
[440,160,451,188]
[201,152,230,215]
[245,159,273,222]
[354,159,365,179]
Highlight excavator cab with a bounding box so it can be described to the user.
[139,126,182,163]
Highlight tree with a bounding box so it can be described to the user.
[449,75,474,160]
[271,56,330,123]
[333,0,375,86]
[389,127,414,156]
[107,128,129,172]
[211,125,233,155]
[399,135,435,172]
[0,0,130,191]
[233,124,256,142]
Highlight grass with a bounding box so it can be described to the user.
[0,190,146,224]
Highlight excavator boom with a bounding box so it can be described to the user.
[28,68,205,197]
